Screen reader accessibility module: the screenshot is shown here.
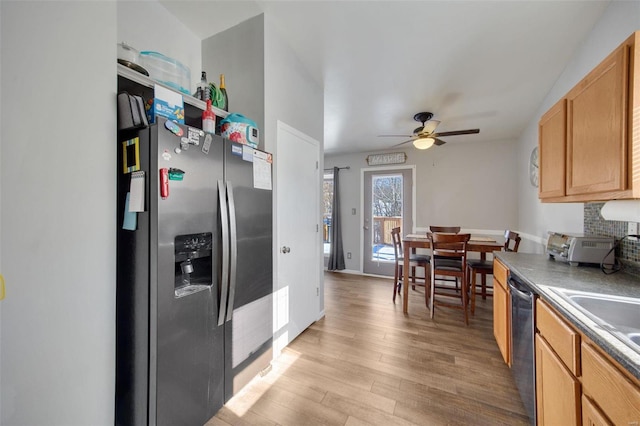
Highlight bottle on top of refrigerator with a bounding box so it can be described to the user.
[198,71,210,101]
[202,100,216,134]
[219,74,228,111]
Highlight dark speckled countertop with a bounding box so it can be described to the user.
[495,252,640,380]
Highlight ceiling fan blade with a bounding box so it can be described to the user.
[433,138,447,146]
[433,128,480,137]
[392,138,416,147]
[422,120,441,134]
[378,134,413,138]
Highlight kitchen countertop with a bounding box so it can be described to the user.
[495,252,640,381]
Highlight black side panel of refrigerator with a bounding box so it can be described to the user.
[116,127,151,426]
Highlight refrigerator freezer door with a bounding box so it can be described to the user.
[151,118,225,425]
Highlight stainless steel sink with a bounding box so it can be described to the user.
[549,288,640,354]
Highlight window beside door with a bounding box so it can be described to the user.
[323,171,334,256]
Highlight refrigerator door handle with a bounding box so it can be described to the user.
[225,181,238,322]
[217,180,230,327]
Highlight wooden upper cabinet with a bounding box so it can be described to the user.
[566,44,628,196]
[539,31,640,202]
[539,99,567,198]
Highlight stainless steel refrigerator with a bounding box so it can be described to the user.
[116,117,273,426]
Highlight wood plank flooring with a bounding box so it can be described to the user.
[207,272,529,425]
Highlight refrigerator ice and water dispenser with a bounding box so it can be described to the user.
[174,232,213,298]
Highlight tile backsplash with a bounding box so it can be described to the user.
[584,202,640,270]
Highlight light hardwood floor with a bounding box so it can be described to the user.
[207,272,529,426]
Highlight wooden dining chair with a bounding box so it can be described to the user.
[391,227,430,303]
[467,230,521,315]
[428,226,462,290]
[427,232,471,324]
[429,226,461,234]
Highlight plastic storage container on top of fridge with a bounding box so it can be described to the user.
[139,51,191,95]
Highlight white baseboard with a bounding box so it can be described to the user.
[323,268,362,275]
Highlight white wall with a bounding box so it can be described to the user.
[325,137,518,272]
[202,13,325,345]
[517,1,640,252]
[1,2,116,424]
[117,1,202,95]
[202,14,266,143]
[264,15,324,153]
[0,1,203,423]
[264,14,325,313]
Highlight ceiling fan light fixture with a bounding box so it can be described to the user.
[413,137,435,150]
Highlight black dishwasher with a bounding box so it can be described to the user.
[508,272,537,426]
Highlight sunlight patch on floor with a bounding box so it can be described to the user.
[224,348,302,417]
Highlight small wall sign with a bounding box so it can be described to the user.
[366,152,407,166]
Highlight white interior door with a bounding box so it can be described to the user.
[275,121,320,353]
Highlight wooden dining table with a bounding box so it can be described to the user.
[402,233,503,314]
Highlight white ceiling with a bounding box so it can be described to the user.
[160,0,610,155]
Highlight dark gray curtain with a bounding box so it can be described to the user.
[327,167,345,270]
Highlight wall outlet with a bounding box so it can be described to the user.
[347,252,352,259]
[351,208,356,215]
[628,222,639,240]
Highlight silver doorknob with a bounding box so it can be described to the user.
[363,226,369,230]
[281,246,291,253]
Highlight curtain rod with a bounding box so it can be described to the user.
[324,166,350,171]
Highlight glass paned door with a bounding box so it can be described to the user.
[363,168,413,276]
[322,171,334,257]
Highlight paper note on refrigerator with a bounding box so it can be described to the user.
[252,150,272,190]
[122,193,137,231]
[129,171,145,212]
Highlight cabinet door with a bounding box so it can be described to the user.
[566,44,628,196]
[539,98,567,198]
[582,395,612,426]
[536,299,581,376]
[493,277,510,366]
[581,343,640,425]
[535,334,580,426]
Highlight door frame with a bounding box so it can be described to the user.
[359,165,416,274]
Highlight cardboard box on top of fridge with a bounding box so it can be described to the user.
[145,84,185,124]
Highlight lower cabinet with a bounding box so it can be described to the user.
[581,342,640,425]
[534,298,640,426]
[535,334,580,425]
[493,259,510,365]
[581,395,611,426]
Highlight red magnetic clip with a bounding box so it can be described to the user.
[160,168,169,199]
